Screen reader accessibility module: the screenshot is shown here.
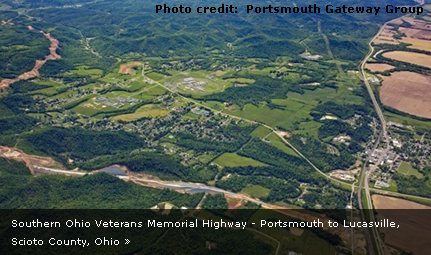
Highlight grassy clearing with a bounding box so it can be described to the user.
[213,153,267,167]
[293,121,322,138]
[251,126,272,138]
[183,112,200,120]
[71,68,103,77]
[266,133,299,157]
[385,111,431,134]
[202,101,224,111]
[226,78,255,84]
[146,72,165,81]
[227,100,314,131]
[32,80,67,96]
[113,104,170,121]
[397,161,424,178]
[197,154,215,164]
[242,184,270,198]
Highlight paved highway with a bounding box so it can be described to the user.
[357,21,390,255]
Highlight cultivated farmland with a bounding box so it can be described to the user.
[380,71,431,118]
[372,195,431,255]
[366,63,395,72]
[382,51,431,69]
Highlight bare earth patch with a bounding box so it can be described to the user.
[372,195,431,255]
[275,130,291,138]
[382,51,431,69]
[119,62,142,75]
[380,71,431,119]
[0,146,61,174]
[366,63,394,72]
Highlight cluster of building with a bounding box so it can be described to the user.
[191,107,210,116]
[367,76,380,85]
[332,135,351,145]
[178,77,209,91]
[144,77,154,84]
[301,52,323,61]
[367,129,431,189]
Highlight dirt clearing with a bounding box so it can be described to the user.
[0,146,61,174]
[372,195,431,255]
[382,51,431,69]
[119,62,142,75]
[366,63,394,72]
[380,71,431,119]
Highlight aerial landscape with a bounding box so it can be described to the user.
[0,0,430,254]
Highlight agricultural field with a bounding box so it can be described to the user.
[400,37,431,51]
[380,71,431,119]
[113,104,169,121]
[250,126,273,138]
[226,101,316,131]
[265,133,298,157]
[372,195,431,255]
[365,63,395,72]
[213,153,267,167]
[369,13,431,145]
[382,51,431,69]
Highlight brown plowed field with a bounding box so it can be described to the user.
[366,63,394,72]
[399,27,431,40]
[382,51,431,69]
[372,195,431,255]
[380,71,431,119]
